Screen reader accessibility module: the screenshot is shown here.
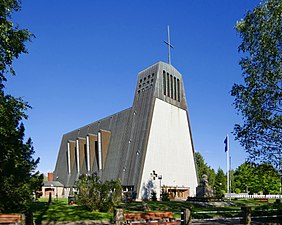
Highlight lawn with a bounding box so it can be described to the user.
[31,198,281,222]
[31,198,112,223]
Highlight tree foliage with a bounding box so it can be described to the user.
[76,174,122,212]
[0,0,42,212]
[195,152,216,187]
[0,0,34,88]
[231,0,282,168]
[214,168,227,198]
[233,162,280,194]
[0,91,43,212]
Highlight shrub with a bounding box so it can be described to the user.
[161,191,170,201]
[76,174,122,212]
[151,191,157,201]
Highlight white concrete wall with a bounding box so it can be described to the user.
[138,98,198,199]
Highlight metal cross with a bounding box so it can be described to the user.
[151,170,158,180]
[164,25,174,64]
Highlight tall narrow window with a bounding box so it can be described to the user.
[177,79,180,101]
[98,131,102,171]
[67,143,71,174]
[76,140,80,173]
[167,73,170,97]
[163,71,166,95]
[74,146,78,173]
[84,143,87,172]
[86,135,90,173]
[170,75,173,99]
[174,77,177,100]
[95,140,99,167]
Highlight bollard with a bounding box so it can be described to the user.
[48,192,52,205]
[241,206,251,225]
[181,208,192,225]
[25,211,33,225]
[114,208,124,225]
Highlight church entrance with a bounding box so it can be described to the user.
[163,187,190,200]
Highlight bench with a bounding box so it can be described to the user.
[124,211,178,225]
[0,214,25,224]
[254,198,268,202]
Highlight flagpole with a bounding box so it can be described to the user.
[230,156,232,193]
[226,134,230,199]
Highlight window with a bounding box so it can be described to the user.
[163,71,166,95]
[67,142,71,174]
[167,73,170,97]
[170,75,173,99]
[66,151,70,174]
[75,146,78,172]
[84,143,87,171]
[174,77,177,100]
[177,79,180,101]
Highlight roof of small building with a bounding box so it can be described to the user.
[43,181,64,187]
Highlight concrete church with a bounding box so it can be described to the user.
[53,61,198,200]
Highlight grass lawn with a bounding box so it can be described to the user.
[31,198,281,222]
[31,198,112,223]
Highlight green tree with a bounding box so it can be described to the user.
[195,152,216,187]
[0,92,43,212]
[0,0,33,87]
[76,174,122,212]
[256,163,280,194]
[233,162,256,194]
[231,0,282,168]
[233,162,280,194]
[214,168,226,198]
[0,0,43,212]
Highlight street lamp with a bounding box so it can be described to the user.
[158,175,162,200]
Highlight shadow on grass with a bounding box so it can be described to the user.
[30,201,50,224]
[31,199,112,223]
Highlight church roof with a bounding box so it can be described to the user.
[54,107,132,187]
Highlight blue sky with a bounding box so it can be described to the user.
[6,0,262,175]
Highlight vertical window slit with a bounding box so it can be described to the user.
[84,143,87,172]
[163,71,166,95]
[170,75,173,99]
[177,79,180,101]
[167,73,170,97]
[174,77,177,100]
[75,146,78,172]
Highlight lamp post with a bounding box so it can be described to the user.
[158,175,162,200]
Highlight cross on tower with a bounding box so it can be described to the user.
[164,25,174,65]
[150,170,158,180]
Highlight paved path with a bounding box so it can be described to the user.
[38,218,282,225]
[192,218,282,224]
[192,218,241,224]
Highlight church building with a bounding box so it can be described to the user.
[53,61,198,200]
